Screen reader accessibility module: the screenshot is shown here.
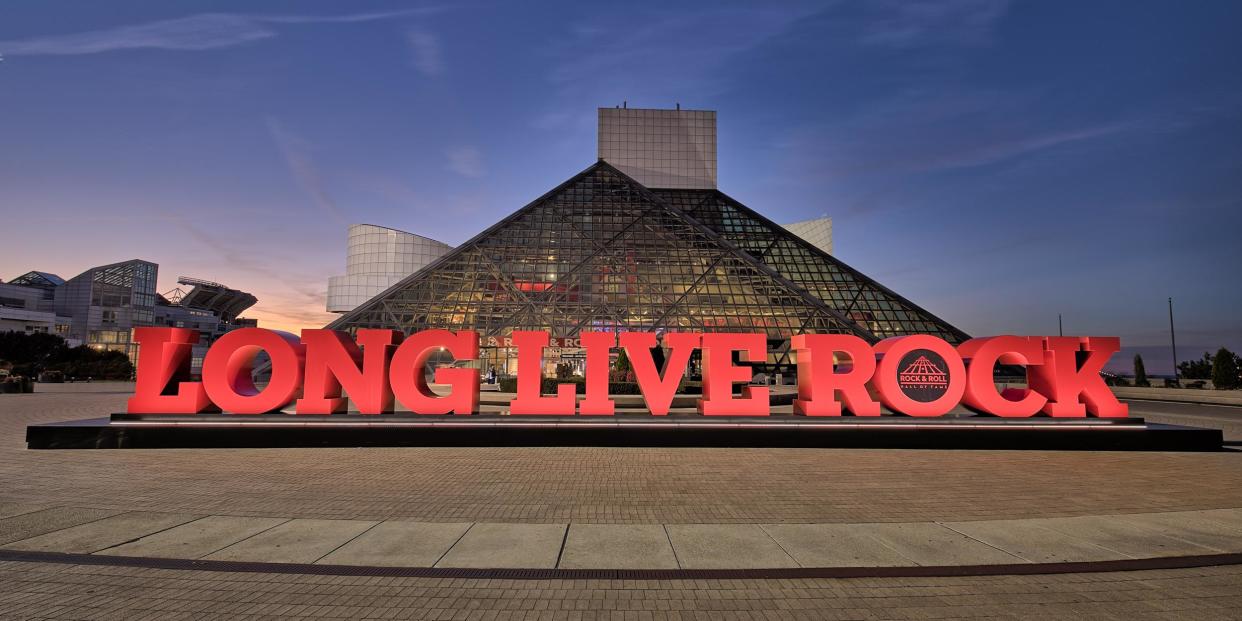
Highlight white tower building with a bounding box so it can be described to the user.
[326,224,452,313]
[598,106,716,189]
[597,106,830,254]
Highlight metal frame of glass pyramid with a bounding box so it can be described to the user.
[327,160,969,375]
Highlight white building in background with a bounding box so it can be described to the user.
[326,224,453,313]
[783,216,833,255]
[598,106,716,189]
[597,106,830,255]
[0,273,72,340]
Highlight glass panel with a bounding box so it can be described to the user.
[328,164,967,375]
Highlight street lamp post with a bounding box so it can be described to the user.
[1168,297,1179,384]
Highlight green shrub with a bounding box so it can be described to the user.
[1178,353,1214,380]
[1133,354,1150,387]
[547,377,585,394]
[608,382,642,395]
[0,331,133,380]
[498,377,589,394]
[611,348,633,382]
[1212,347,1240,390]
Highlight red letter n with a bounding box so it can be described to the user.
[296,329,402,415]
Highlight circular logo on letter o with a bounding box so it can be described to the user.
[872,336,965,417]
[896,349,951,403]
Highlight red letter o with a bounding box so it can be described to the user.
[203,329,305,414]
[871,335,965,417]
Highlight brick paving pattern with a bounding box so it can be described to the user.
[4,385,1242,618]
[1,386,1240,524]
[1,560,1240,620]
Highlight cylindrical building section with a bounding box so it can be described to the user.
[326,224,452,313]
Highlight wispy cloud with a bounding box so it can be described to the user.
[911,123,1128,170]
[871,230,1055,281]
[0,14,273,55]
[781,88,1134,190]
[166,217,251,273]
[267,119,345,223]
[0,8,440,56]
[263,9,439,25]
[163,211,297,282]
[162,211,339,330]
[530,111,577,130]
[446,146,485,178]
[406,30,444,76]
[855,0,1011,48]
[342,171,427,209]
[548,7,812,98]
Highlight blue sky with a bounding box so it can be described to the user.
[1,0,1239,373]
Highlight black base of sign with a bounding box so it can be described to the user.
[25,413,1224,451]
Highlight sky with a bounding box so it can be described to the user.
[1,0,1239,374]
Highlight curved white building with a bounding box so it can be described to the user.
[326,224,453,313]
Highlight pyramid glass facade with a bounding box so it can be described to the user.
[327,162,967,377]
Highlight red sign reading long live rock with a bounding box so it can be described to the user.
[125,327,1129,418]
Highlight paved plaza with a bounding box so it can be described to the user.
[3,560,1241,620]
[2,384,1242,618]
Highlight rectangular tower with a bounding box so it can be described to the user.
[598,107,716,189]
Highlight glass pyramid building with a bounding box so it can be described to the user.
[326,158,968,376]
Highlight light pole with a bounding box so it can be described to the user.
[1058,313,1063,337]
[1168,297,1179,383]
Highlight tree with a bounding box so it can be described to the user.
[1133,354,1149,387]
[0,331,133,380]
[1178,352,1214,380]
[1213,347,1239,390]
[611,348,633,383]
[0,330,69,370]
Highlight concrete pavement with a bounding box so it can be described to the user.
[6,386,1242,525]
[3,383,1242,618]
[5,559,1240,620]
[3,506,1242,570]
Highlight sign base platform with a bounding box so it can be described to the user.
[26,413,1224,451]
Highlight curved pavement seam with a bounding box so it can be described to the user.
[2,548,1240,580]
